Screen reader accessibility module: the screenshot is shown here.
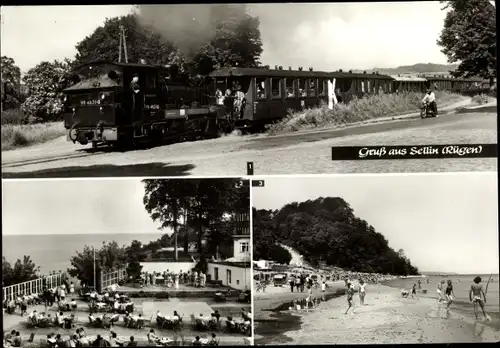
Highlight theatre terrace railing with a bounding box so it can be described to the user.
[2,273,65,302]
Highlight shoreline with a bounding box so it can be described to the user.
[255,283,500,344]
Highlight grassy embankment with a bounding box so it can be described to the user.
[1,109,66,151]
[266,91,465,135]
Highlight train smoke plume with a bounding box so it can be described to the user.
[137,4,248,61]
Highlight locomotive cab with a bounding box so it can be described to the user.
[63,61,218,148]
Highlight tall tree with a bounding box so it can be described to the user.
[143,178,249,259]
[67,242,127,288]
[192,5,263,74]
[73,13,176,67]
[2,256,40,287]
[143,179,195,261]
[437,0,496,84]
[1,56,22,110]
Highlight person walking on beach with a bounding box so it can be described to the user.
[358,280,366,305]
[437,280,445,302]
[469,276,491,321]
[321,280,328,301]
[417,280,421,290]
[345,283,355,315]
[289,275,295,293]
[444,279,455,318]
[411,284,418,299]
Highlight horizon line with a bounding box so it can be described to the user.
[2,232,166,236]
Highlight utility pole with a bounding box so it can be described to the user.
[120,25,129,63]
[93,247,97,291]
[118,29,123,62]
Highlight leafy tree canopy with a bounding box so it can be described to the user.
[67,241,127,288]
[73,14,175,68]
[73,6,262,75]
[437,0,496,82]
[1,56,23,109]
[143,178,249,260]
[21,60,72,122]
[2,256,40,287]
[253,197,419,276]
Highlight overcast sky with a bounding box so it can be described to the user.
[253,173,499,275]
[1,2,455,73]
[2,179,166,235]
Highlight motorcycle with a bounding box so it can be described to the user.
[421,102,437,119]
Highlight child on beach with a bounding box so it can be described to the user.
[358,280,366,305]
[469,276,491,321]
[345,283,355,315]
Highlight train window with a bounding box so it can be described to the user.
[271,78,281,99]
[285,78,296,98]
[367,80,371,93]
[215,79,227,93]
[146,74,156,89]
[318,79,325,96]
[307,79,316,97]
[339,79,353,93]
[388,81,392,92]
[361,80,365,93]
[298,78,307,97]
[255,78,267,99]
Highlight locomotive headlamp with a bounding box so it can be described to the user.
[63,95,67,103]
[100,92,111,101]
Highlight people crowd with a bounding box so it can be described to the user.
[139,270,207,289]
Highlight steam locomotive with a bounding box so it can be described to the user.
[62,61,491,148]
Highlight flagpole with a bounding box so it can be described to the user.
[93,247,97,291]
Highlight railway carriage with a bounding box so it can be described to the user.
[390,75,428,93]
[208,66,394,130]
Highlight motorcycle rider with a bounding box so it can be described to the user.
[422,88,438,117]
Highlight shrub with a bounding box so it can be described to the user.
[1,108,28,125]
[266,91,464,135]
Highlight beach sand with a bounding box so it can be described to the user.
[256,284,500,344]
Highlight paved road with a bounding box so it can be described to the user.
[2,105,496,178]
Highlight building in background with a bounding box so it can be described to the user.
[207,212,251,290]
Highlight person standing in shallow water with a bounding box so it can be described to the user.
[469,276,491,321]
